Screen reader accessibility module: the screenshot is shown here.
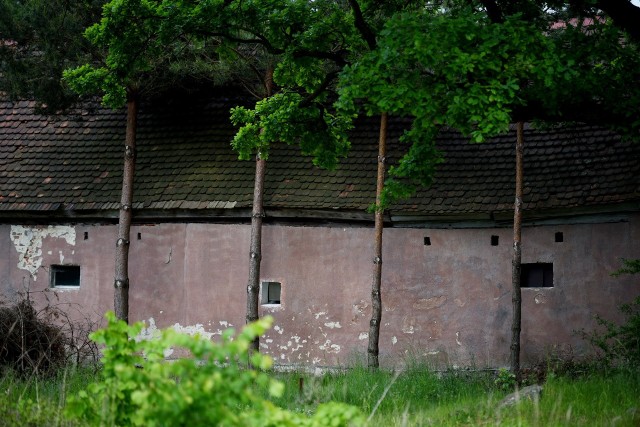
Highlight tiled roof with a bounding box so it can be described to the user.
[1,97,639,219]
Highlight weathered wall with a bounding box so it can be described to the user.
[2,214,639,368]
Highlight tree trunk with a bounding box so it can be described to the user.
[246,156,266,352]
[114,92,138,323]
[368,112,388,369]
[246,67,274,354]
[510,122,524,375]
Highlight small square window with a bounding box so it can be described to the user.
[555,232,564,243]
[491,235,499,246]
[521,263,553,288]
[261,281,281,305]
[424,237,431,246]
[50,265,80,288]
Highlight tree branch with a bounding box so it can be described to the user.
[479,0,504,23]
[298,71,338,108]
[291,49,348,66]
[348,0,376,50]
[594,0,640,43]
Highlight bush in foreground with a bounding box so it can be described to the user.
[65,312,363,426]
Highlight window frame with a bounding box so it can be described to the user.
[50,265,81,289]
[260,281,282,305]
[520,263,554,288]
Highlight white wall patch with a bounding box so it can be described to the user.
[10,225,76,280]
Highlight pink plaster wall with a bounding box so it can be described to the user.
[2,214,639,368]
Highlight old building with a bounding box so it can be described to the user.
[1,96,639,368]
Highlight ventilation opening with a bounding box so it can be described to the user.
[137,232,142,240]
[424,237,431,246]
[521,263,553,288]
[261,281,281,305]
[50,265,80,288]
[555,232,564,243]
[491,235,499,246]
[84,232,88,240]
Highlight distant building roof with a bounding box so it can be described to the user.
[1,97,639,223]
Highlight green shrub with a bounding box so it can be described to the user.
[612,259,640,277]
[65,312,363,426]
[583,296,640,367]
[494,367,517,392]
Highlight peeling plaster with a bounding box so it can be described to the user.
[172,322,216,339]
[402,316,416,334]
[136,318,173,357]
[351,300,367,322]
[137,317,221,358]
[324,321,342,329]
[358,332,368,340]
[535,293,547,304]
[319,339,341,353]
[391,336,397,345]
[456,331,462,346]
[10,225,76,280]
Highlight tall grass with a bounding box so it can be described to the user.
[1,363,638,426]
[270,365,640,426]
[0,366,95,427]
[496,369,640,427]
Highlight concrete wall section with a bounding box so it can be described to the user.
[1,214,638,368]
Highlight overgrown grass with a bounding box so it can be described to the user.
[1,364,638,426]
[0,365,96,427]
[269,365,640,426]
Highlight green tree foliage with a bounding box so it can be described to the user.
[66,312,364,426]
[338,9,575,204]
[63,0,180,107]
[207,0,360,168]
[336,2,640,204]
[0,0,104,110]
[230,92,353,169]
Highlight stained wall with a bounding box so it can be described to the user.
[2,213,639,368]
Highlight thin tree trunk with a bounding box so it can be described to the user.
[114,91,138,324]
[246,156,266,352]
[246,67,274,354]
[510,121,524,375]
[368,112,388,369]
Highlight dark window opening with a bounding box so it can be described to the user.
[521,263,553,288]
[424,237,431,246]
[555,232,564,243]
[51,265,80,288]
[261,281,281,305]
[83,232,88,240]
[137,232,142,240]
[491,235,499,246]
